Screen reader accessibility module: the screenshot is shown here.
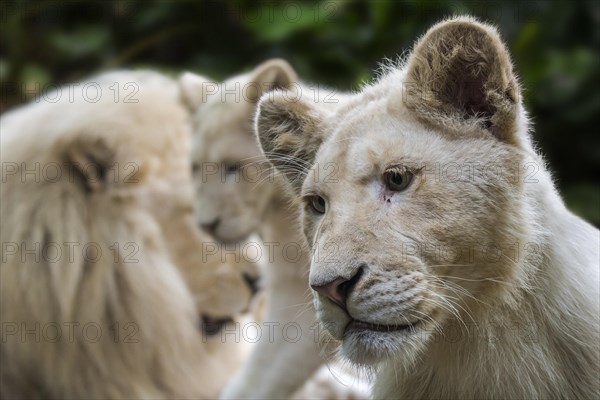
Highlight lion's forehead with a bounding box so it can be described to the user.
[313,108,432,187]
[193,121,259,164]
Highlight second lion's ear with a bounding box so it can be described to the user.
[246,59,298,103]
[255,90,324,193]
[63,137,115,193]
[179,72,212,111]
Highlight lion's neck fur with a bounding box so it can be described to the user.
[0,183,219,398]
[0,71,227,399]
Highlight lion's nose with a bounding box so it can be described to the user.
[200,218,220,235]
[311,267,364,311]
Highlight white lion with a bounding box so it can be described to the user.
[0,70,258,399]
[180,61,368,399]
[255,17,600,399]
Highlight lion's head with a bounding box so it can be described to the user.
[256,18,532,366]
[179,59,297,243]
[0,70,257,398]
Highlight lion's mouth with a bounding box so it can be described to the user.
[345,319,419,333]
[201,315,233,336]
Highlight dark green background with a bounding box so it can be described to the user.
[1,0,598,225]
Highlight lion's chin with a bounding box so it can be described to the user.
[340,320,429,366]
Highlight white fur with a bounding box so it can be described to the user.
[0,70,255,398]
[181,60,370,399]
[256,18,600,399]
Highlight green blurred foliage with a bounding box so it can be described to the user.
[1,0,598,225]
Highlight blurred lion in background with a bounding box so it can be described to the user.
[0,71,258,399]
[180,60,369,399]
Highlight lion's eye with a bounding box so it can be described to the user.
[383,167,413,191]
[308,195,327,214]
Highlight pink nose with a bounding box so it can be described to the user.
[311,267,364,310]
[311,277,349,309]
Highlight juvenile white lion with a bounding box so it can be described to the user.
[256,17,600,399]
[0,71,257,399]
[180,61,368,399]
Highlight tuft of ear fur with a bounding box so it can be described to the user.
[245,58,298,103]
[63,137,114,193]
[255,91,322,192]
[403,16,520,144]
[179,72,211,110]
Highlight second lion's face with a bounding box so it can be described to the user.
[190,98,269,244]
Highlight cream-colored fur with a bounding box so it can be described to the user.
[0,71,256,399]
[256,17,600,399]
[181,61,368,399]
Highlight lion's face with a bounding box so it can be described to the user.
[139,174,260,323]
[126,96,260,327]
[180,59,297,243]
[189,100,267,244]
[257,19,527,366]
[301,107,523,365]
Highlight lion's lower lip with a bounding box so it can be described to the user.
[346,319,419,333]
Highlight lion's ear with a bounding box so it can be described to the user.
[252,59,297,91]
[64,137,115,193]
[179,72,211,110]
[255,91,323,193]
[403,17,520,144]
[246,59,298,103]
